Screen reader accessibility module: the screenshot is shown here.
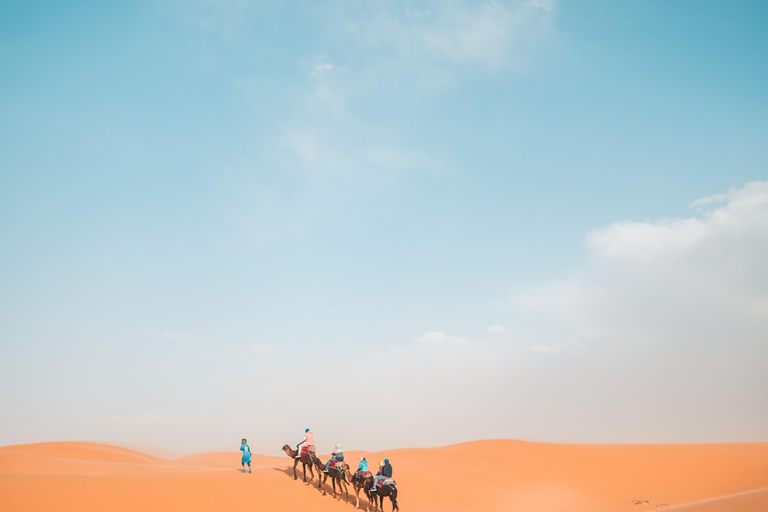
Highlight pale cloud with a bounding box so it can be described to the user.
[246,1,554,239]
[404,6,431,18]
[370,331,486,368]
[310,62,334,78]
[164,331,191,339]
[416,3,519,69]
[688,193,728,209]
[386,330,470,354]
[367,0,556,71]
[530,338,580,353]
[526,0,556,12]
[88,410,186,426]
[163,332,202,349]
[237,342,281,353]
[486,325,509,334]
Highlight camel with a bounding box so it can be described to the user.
[350,470,374,510]
[282,444,317,482]
[369,480,399,512]
[312,457,350,499]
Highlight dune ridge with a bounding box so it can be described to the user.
[1,440,767,511]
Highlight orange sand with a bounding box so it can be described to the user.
[1,440,766,511]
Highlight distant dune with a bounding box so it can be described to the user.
[1,440,767,511]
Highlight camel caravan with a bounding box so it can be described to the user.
[281,428,399,512]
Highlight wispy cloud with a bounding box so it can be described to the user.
[163,332,202,350]
[310,62,334,78]
[237,342,281,353]
[486,325,509,334]
[530,338,580,354]
[356,0,556,71]
[164,331,191,339]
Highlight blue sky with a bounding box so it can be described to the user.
[1,0,767,453]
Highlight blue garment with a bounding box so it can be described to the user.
[240,444,251,464]
[357,460,368,472]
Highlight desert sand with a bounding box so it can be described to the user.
[1,440,766,511]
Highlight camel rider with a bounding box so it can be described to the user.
[324,444,344,472]
[371,459,392,492]
[295,428,315,459]
[355,456,369,477]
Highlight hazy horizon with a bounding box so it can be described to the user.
[1,0,767,454]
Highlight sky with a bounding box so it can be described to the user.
[1,0,767,455]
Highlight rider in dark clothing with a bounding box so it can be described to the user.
[372,458,393,492]
[381,460,392,478]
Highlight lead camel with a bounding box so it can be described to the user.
[282,444,317,482]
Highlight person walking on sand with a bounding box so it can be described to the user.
[240,438,252,473]
[295,428,315,459]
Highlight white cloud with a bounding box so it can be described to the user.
[486,325,509,334]
[517,181,768,352]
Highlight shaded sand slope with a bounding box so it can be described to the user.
[1,440,767,512]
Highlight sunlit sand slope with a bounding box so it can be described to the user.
[1,440,766,511]
[663,488,768,512]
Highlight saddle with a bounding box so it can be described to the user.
[300,445,316,456]
[376,478,396,489]
[329,460,342,469]
[358,470,372,478]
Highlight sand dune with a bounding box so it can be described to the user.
[1,440,766,511]
[662,487,768,512]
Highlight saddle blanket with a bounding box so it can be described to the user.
[329,460,343,469]
[358,470,372,478]
[300,445,316,456]
[376,478,396,488]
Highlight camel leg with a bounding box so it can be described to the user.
[293,460,299,480]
